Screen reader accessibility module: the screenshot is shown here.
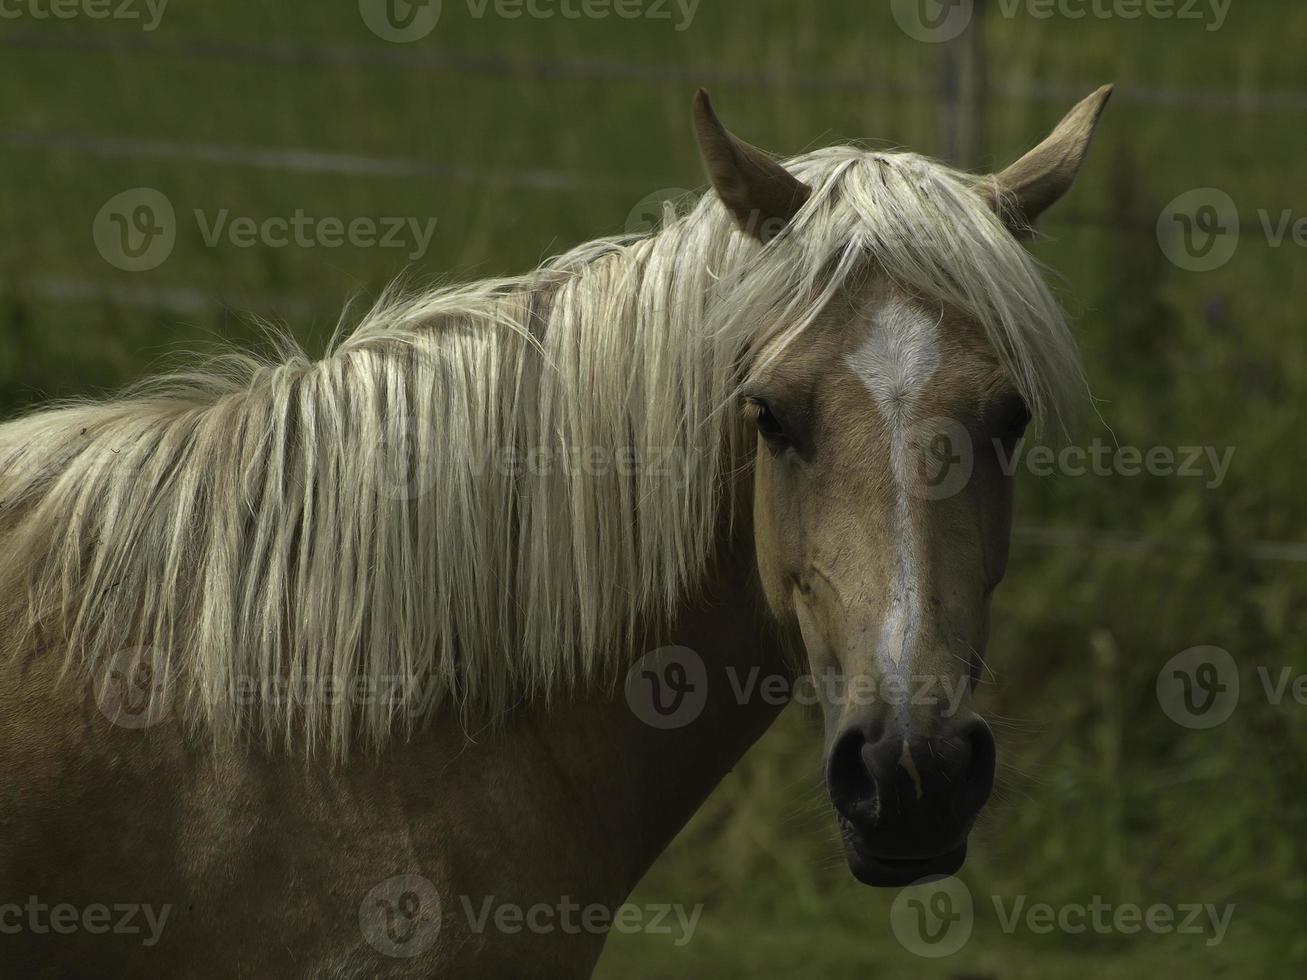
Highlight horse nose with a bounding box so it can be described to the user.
[825,717,996,846]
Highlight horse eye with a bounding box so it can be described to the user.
[1002,398,1032,442]
[747,398,788,445]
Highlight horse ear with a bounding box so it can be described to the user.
[979,84,1113,238]
[692,89,812,243]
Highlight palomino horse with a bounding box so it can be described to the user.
[0,86,1110,977]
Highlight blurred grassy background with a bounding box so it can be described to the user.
[1,1,1304,976]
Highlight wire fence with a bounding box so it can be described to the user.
[4,29,1307,111]
[0,28,1292,232]
[4,27,1304,564]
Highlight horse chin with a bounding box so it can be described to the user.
[841,829,969,888]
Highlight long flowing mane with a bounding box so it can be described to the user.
[0,146,1084,755]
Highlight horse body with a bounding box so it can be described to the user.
[0,172,789,975]
[0,522,788,978]
[0,88,1110,976]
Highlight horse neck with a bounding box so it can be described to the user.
[585,495,792,878]
[429,475,796,909]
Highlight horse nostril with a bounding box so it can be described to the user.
[957,717,997,811]
[827,719,996,827]
[825,723,881,821]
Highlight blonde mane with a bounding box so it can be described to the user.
[0,146,1084,755]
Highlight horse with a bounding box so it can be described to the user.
[0,85,1110,977]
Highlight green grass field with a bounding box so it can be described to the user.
[2,1,1305,975]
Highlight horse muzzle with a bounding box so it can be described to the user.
[824,715,996,887]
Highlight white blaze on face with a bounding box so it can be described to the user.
[843,299,941,690]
